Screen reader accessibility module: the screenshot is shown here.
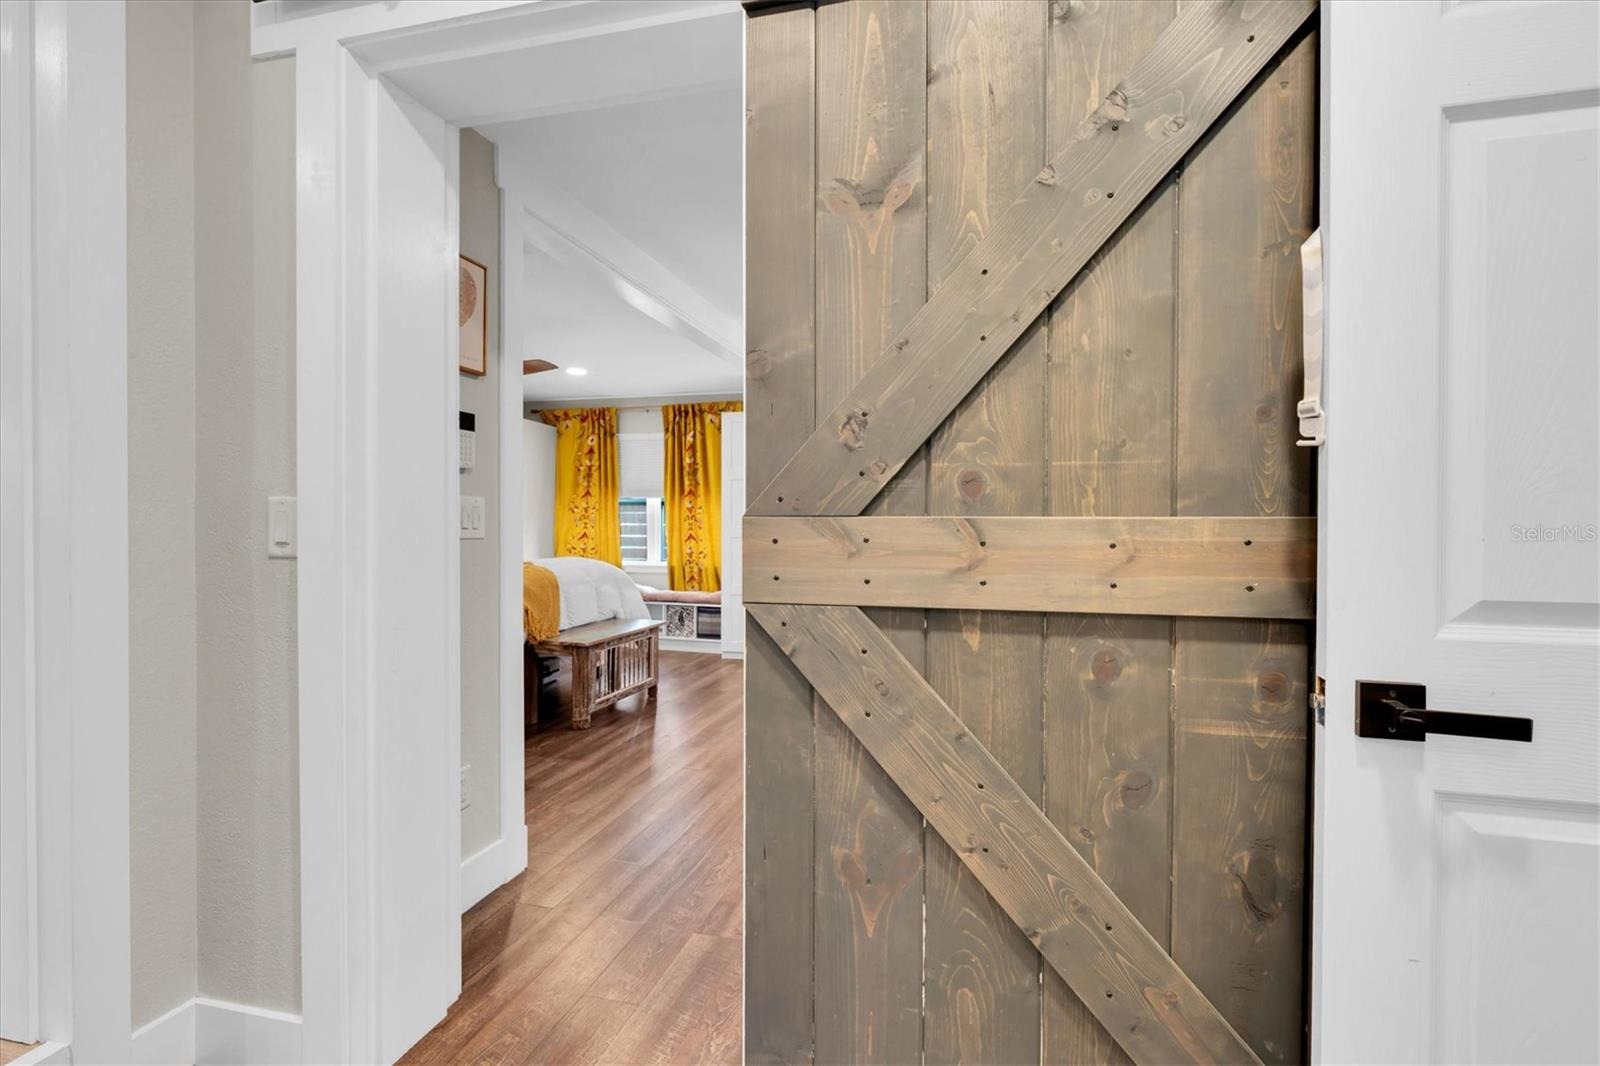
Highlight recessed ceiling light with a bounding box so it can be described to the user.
[565,367,588,377]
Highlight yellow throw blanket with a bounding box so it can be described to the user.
[522,563,561,643]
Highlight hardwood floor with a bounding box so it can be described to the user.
[0,1040,37,1066]
[403,651,743,1065]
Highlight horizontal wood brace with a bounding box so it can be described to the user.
[746,602,1262,1066]
[744,515,1315,619]
[748,0,1318,517]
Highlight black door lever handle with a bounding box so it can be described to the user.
[1356,681,1533,743]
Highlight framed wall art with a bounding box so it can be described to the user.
[458,254,487,376]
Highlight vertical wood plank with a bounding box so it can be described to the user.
[746,3,817,507]
[923,2,1046,1062]
[1042,3,1177,1063]
[1172,25,1316,1066]
[745,7,817,1062]
[813,3,927,1062]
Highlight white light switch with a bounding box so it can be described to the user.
[267,496,297,558]
[460,495,486,539]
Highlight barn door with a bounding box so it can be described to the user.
[744,1,1318,1063]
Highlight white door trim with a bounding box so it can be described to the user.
[495,176,532,901]
[291,38,466,1064]
[0,1,132,1059]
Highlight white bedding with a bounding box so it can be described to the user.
[535,556,650,630]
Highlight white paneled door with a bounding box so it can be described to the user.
[1318,2,1599,1063]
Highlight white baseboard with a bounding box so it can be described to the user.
[461,830,526,912]
[720,648,744,660]
[660,636,720,655]
[9,1042,70,1066]
[131,996,301,1065]
[132,999,196,1065]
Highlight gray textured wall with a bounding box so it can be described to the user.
[194,1,300,1011]
[459,129,503,858]
[127,0,300,1022]
[128,0,199,1027]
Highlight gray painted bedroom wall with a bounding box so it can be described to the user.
[459,128,503,858]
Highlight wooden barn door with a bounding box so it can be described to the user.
[744,2,1317,1063]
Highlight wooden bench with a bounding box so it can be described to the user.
[533,618,662,729]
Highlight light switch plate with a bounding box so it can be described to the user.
[460,495,486,539]
[267,495,297,558]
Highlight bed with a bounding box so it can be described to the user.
[523,557,660,729]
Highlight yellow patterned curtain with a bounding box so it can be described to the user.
[662,401,742,591]
[538,407,621,565]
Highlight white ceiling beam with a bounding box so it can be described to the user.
[499,156,741,365]
[355,0,739,76]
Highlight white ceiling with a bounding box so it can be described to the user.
[468,5,744,403]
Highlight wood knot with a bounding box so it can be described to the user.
[1258,671,1290,705]
[1048,0,1080,24]
[1163,115,1187,136]
[1117,770,1156,811]
[1229,843,1283,926]
[1099,88,1130,125]
[1255,401,1277,423]
[1035,164,1058,187]
[1090,648,1122,683]
[839,410,869,450]
[747,349,772,378]
[958,469,988,501]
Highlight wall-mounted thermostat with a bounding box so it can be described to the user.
[459,410,476,471]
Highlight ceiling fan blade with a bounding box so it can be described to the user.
[523,359,558,375]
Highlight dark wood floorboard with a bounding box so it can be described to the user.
[403,651,743,1065]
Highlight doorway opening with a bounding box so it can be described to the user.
[398,7,744,1063]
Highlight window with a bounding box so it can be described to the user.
[619,496,666,565]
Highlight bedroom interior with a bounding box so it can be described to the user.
[406,7,747,1058]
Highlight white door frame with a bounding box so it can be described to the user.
[496,179,533,893]
[0,1,132,1061]
[272,33,468,1066]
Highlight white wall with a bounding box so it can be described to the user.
[459,129,502,859]
[522,419,555,560]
